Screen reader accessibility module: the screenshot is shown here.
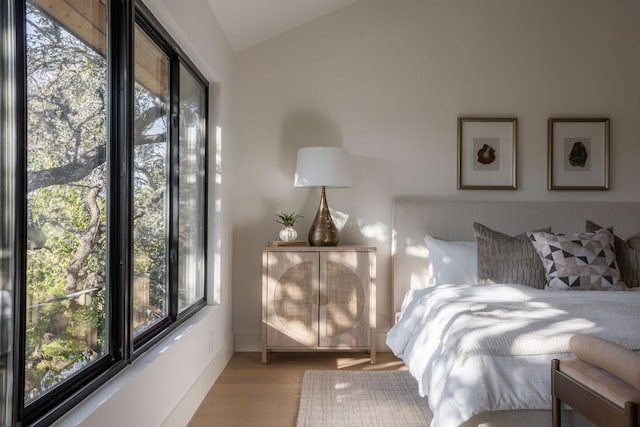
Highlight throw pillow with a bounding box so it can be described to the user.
[527,228,622,290]
[473,222,549,289]
[586,220,640,288]
[424,235,477,285]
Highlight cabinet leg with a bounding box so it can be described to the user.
[261,348,267,364]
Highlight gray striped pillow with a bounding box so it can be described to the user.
[473,222,549,289]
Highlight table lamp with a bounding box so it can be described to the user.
[294,147,351,246]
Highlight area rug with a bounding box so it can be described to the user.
[296,370,432,426]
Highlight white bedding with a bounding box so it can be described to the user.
[386,284,640,427]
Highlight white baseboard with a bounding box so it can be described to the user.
[162,337,234,427]
[233,332,262,351]
[376,332,391,352]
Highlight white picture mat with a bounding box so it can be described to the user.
[460,121,514,187]
[552,121,606,187]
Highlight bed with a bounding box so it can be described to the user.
[387,198,640,427]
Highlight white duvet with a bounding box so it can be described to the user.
[386,284,640,427]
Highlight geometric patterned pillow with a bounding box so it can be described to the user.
[527,228,623,290]
[586,220,640,288]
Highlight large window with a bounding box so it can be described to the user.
[5,1,209,424]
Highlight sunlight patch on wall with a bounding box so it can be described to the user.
[356,218,388,242]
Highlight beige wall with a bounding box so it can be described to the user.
[232,0,640,350]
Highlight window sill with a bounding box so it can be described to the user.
[54,304,228,426]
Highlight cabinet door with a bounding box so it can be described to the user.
[318,251,370,348]
[266,251,319,348]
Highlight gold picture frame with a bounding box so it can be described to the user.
[547,118,610,191]
[457,117,517,190]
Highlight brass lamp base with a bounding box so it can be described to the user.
[308,186,339,246]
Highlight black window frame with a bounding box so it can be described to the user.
[1,0,17,425]
[8,0,209,424]
[131,3,209,356]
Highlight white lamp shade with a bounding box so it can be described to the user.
[294,147,352,188]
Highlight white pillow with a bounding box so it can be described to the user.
[424,235,478,285]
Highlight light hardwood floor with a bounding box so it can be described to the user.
[188,352,405,427]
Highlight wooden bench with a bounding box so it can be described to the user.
[551,334,640,427]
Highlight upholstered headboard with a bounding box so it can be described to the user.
[391,198,640,317]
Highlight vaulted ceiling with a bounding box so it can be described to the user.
[205,0,357,52]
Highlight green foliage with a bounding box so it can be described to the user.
[275,211,303,227]
[23,4,168,400]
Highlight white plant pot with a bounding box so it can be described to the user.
[279,226,297,241]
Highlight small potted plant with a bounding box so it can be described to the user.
[275,211,302,241]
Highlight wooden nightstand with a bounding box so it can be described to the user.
[262,246,376,364]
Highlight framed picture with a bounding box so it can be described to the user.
[457,117,517,190]
[547,118,609,191]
